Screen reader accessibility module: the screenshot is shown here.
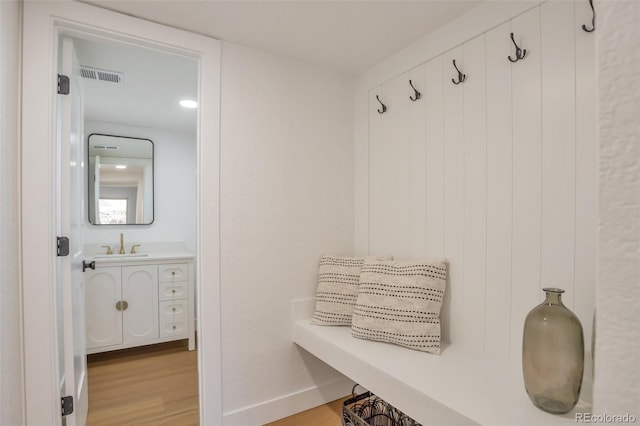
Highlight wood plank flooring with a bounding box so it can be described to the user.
[86,340,199,425]
[264,397,348,426]
[87,340,347,426]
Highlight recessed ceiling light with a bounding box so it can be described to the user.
[115,165,127,169]
[179,99,198,109]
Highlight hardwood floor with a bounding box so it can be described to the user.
[86,340,199,425]
[264,397,349,426]
[87,341,346,426]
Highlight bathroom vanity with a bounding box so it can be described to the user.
[85,250,195,354]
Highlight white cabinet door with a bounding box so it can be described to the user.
[122,265,158,344]
[86,267,122,349]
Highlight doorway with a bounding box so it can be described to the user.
[66,34,198,423]
[21,2,222,425]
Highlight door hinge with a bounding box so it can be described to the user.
[57,74,70,95]
[61,395,74,417]
[57,237,70,257]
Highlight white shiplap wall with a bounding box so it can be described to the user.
[359,1,597,364]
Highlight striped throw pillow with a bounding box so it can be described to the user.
[311,255,391,326]
[351,260,447,354]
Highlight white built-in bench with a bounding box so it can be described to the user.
[292,298,592,426]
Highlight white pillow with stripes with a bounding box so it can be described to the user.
[351,260,447,354]
[311,255,392,326]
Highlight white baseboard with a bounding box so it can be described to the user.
[222,377,355,426]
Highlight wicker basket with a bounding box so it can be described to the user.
[341,385,421,426]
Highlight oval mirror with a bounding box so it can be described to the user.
[88,134,154,225]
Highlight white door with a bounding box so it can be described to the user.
[59,37,88,426]
[122,265,159,344]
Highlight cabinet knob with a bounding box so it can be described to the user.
[172,289,176,294]
[115,300,128,311]
[172,325,176,330]
[171,271,176,275]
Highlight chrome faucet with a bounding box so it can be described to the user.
[119,233,125,254]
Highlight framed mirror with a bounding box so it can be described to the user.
[88,134,154,225]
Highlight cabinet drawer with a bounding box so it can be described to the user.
[158,281,189,301]
[158,263,188,283]
[159,300,188,337]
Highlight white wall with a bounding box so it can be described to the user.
[0,1,24,425]
[219,42,355,424]
[83,121,196,255]
[594,0,640,417]
[356,0,597,368]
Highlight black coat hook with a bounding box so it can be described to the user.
[582,0,595,32]
[376,95,387,114]
[451,59,466,85]
[508,32,527,62]
[409,80,421,101]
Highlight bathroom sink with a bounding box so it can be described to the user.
[94,253,149,259]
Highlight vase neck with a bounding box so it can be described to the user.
[543,288,565,305]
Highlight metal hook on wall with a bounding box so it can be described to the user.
[376,95,387,114]
[582,0,595,32]
[451,59,466,85]
[508,32,527,63]
[409,80,421,101]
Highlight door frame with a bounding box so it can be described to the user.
[21,2,222,425]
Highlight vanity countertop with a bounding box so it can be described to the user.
[88,250,194,263]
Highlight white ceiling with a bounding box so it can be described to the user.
[74,1,482,134]
[73,37,198,134]
[83,0,482,75]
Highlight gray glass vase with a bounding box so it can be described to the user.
[522,288,584,414]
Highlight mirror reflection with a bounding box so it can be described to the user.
[88,134,154,225]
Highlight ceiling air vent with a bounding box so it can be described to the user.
[79,65,124,84]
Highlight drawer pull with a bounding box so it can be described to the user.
[172,325,177,330]
[172,307,176,312]
[172,289,176,294]
[171,271,176,275]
